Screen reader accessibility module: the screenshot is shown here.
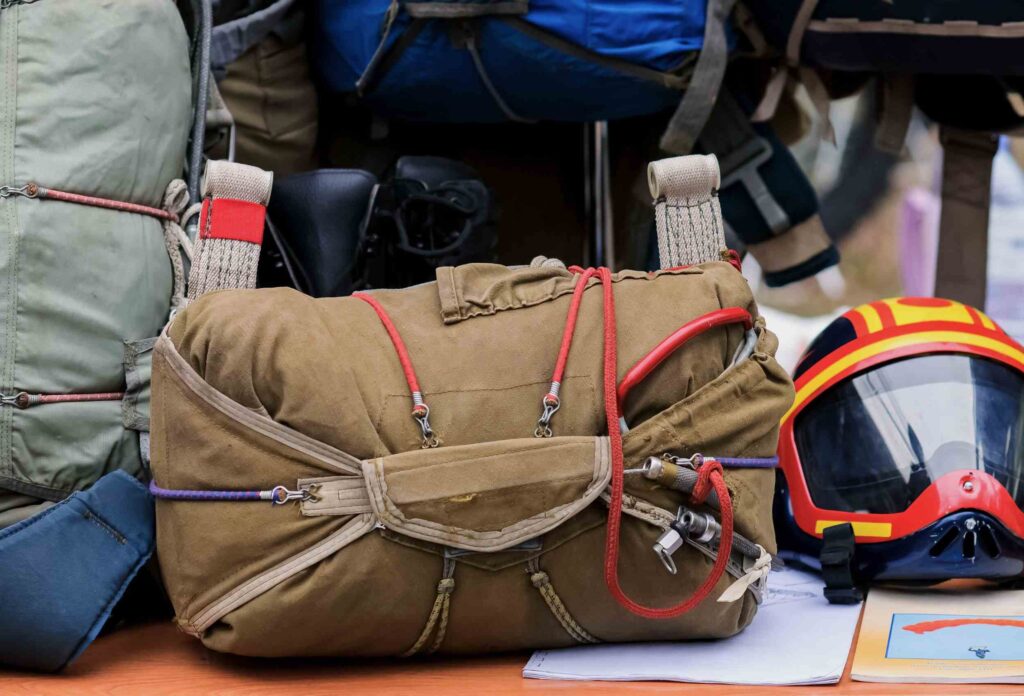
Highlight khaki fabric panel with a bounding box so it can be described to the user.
[170,264,757,459]
[372,263,753,451]
[370,437,602,534]
[176,507,759,657]
[168,288,392,459]
[215,36,318,176]
[436,262,584,324]
[151,345,354,625]
[377,376,602,453]
[202,533,451,657]
[540,519,756,644]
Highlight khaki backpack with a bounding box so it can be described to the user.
[150,155,795,658]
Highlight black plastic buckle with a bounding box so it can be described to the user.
[820,522,864,605]
[823,585,863,605]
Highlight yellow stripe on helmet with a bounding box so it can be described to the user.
[785,329,1024,423]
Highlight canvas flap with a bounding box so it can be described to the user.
[362,436,611,552]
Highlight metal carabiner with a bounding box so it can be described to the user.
[0,392,31,409]
[414,406,440,448]
[268,485,315,505]
[661,452,704,470]
[533,396,560,438]
[0,183,38,199]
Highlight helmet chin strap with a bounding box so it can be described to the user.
[820,522,864,605]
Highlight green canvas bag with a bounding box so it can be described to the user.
[0,0,193,525]
[150,155,795,657]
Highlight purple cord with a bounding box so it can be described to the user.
[149,480,264,501]
[714,455,779,469]
[148,455,778,505]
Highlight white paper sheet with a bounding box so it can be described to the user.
[523,567,861,686]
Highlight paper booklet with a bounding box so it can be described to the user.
[852,585,1024,684]
[523,566,861,686]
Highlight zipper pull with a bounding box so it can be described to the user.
[0,392,32,409]
[0,183,38,199]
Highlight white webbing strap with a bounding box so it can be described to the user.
[648,154,727,269]
[186,160,273,301]
[718,544,772,603]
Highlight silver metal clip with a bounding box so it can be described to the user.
[414,406,440,448]
[534,402,559,438]
[267,485,319,505]
[0,392,31,409]
[653,527,684,575]
[662,452,704,469]
[653,504,724,573]
[0,183,38,199]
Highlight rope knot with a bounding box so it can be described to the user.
[543,394,560,408]
[691,457,724,505]
[530,571,551,589]
[411,404,428,419]
[437,577,456,595]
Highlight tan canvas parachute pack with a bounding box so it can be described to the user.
[150,155,795,658]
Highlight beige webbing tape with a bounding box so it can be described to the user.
[717,545,772,603]
[160,179,191,313]
[648,154,726,269]
[186,160,273,301]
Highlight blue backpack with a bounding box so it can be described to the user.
[313,1,844,288]
[314,0,731,129]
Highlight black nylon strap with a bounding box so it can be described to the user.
[820,523,863,605]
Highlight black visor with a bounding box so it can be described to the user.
[794,354,1024,514]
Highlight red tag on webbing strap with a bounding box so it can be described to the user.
[199,197,266,245]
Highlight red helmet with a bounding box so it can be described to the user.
[775,298,1024,598]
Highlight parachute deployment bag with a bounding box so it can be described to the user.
[150,155,794,657]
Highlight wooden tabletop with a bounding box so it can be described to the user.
[2,619,1022,695]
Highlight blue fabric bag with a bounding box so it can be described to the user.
[0,471,154,672]
[314,0,726,123]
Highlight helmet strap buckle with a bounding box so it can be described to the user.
[819,523,864,605]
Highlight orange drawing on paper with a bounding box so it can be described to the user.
[902,618,1024,635]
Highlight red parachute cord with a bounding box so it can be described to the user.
[535,267,596,435]
[596,266,735,619]
[552,267,596,389]
[34,185,179,222]
[354,293,422,394]
[354,292,438,445]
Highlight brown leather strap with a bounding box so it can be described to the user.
[935,127,999,308]
[874,74,914,155]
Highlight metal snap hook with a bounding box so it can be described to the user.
[269,486,311,505]
[534,396,559,438]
